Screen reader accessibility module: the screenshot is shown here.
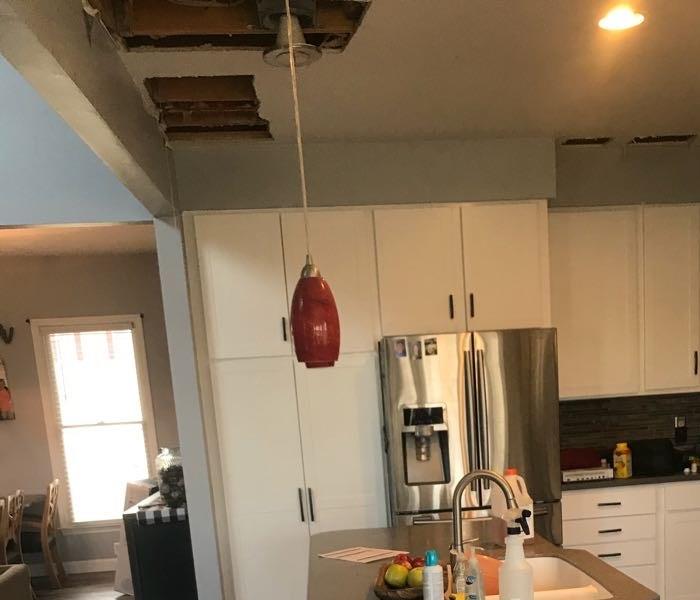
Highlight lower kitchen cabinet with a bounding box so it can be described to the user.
[210,357,309,600]
[209,354,386,600]
[294,353,387,534]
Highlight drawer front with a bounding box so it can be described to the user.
[619,565,657,592]
[563,514,655,546]
[665,480,700,511]
[562,486,655,520]
[570,539,655,568]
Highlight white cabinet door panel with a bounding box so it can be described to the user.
[462,200,551,330]
[374,206,466,335]
[643,205,700,391]
[665,509,700,599]
[195,212,290,359]
[211,357,308,600]
[619,565,657,593]
[550,208,641,398]
[282,210,381,353]
[294,353,387,534]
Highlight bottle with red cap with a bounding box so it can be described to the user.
[489,467,534,540]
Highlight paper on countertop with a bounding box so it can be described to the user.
[319,547,409,564]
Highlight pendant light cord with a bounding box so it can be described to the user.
[284,0,312,259]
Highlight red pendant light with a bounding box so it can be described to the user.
[280,0,340,368]
[290,255,340,368]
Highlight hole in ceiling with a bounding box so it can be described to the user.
[145,75,272,141]
[86,0,371,52]
[560,137,613,147]
[628,134,696,146]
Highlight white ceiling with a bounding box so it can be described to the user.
[120,0,700,142]
[0,223,156,256]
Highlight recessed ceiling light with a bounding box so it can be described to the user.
[598,6,645,31]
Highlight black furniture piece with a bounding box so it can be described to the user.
[123,493,198,600]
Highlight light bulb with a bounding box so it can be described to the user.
[599,6,645,31]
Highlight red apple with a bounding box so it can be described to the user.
[410,556,425,568]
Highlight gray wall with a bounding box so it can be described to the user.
[0,252,177,562]
[555,144,700,207]
[174,138,556,210]
[0,55,150,226]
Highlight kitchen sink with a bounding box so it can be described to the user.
[485,556,612,600]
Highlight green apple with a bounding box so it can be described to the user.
[384,564,409,588]
[407,567,424,588]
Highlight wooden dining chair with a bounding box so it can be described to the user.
[23,480,65,589]
[0,497,7,564]
[5,490,25,564]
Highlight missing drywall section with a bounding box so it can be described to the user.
[145,76,272,141]
[85,0,370,52]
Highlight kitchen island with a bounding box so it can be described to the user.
[308,524,658,600]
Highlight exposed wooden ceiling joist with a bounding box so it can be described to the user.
[88,0,370,51]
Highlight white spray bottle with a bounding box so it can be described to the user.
[498,509,534,600]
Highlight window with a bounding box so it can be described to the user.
[31,316,157,527]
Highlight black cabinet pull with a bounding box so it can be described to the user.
[598,528,622,534]
[597,552,622,558]
[308,488,316,522]
[694,351,698,375]
[469,293,475,318]
[297,488,305,522]
[282,317,288,342]
[597,501,622,507]
[448,295,455,320]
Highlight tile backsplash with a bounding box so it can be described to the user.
[560,393,700,449]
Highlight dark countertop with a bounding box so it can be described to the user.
[309,524,658,600]
[562,472,700,491]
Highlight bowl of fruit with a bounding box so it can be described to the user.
[374,554,449,600]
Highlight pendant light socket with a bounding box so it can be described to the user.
[263,14,321,67]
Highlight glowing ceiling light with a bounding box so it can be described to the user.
[599,6,645,30]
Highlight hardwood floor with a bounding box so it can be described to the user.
[34,572,128,600]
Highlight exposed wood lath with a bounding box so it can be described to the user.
[87,0,371,51]
[145,76,272,140]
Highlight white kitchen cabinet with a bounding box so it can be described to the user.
[374,206,466,335]
[194,212,291,359]
[281,210,381,353]
[550,208,641,398]
[643,205,700,392]
[461,200,551,330]
[210,357,309,600]
[294,353,387,534]
[665,508,700,599]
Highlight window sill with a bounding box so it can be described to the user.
[59,521,121,535]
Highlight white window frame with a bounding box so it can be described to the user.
[31,314,159,530]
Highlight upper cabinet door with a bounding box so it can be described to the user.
[643,205,700,391]
[550,208,641,399]
[194,213,290,359]
[294,353,387,535]
[374,206,466,335]
[462,200,551,330]
[281,210,381,353]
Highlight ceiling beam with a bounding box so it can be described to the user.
[0,0,172,217]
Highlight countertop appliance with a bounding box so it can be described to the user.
[380,328,562,545]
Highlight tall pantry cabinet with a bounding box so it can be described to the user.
[191,210,386,600]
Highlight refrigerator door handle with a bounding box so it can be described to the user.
[464,349,479,491]
[476,349,490,473]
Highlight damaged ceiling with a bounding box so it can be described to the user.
[85,0,700,143]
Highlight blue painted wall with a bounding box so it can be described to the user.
[0,55,150,226]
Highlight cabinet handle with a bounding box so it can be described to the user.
[598,528,622,534]
[694,351,698,375]
[448,295,455,320]
[297,488,305,522]
[597,502,622,507]
[308,488,316,522]
[597,552,622,558]
[282,317,288,342]
[469,293,475,318]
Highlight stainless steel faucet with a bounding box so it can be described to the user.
[451,469,519,552]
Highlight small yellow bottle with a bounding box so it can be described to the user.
[614,442,633,479]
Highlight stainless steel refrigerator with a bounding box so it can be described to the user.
[379,328,562,545]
